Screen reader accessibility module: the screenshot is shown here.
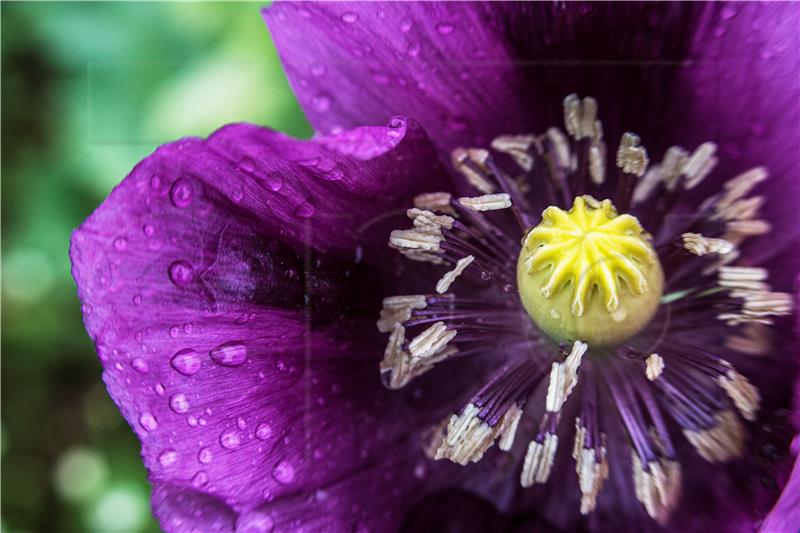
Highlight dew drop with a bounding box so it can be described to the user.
[237,417,247,430]
[139,412,158,431]
[150,174,163,189]
[400,18,412,32]
[158,449,178,467]
[113,237,128,251]
[436,23,454,34]
[294,202,315,219]
[271,460,295,484]
[143,224,155,237]
[238,157,255,173]
[166,261,193,287]
[264,173,284,192]
[169,179,194,208]
[231,187,244,203]
[311,93,331,113]
[131,358,149,373]
[721,6,737,19]
[170,348,201,376]
[255,422,273,440]
[191,470,208,487]
[133,294,142,305]
[154,383,166,396]
[169,393,190,414]
[169,326,180,338]
[198,446,214,464]
[235,511,275,533]
[341,11,358,23]
[209,342,247,367]
[220,429,241,449]
[309,64,326,77]
[407,42,420,57]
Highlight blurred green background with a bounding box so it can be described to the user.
[1,3,310,531]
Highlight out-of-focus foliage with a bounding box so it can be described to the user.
[1,3,310,531]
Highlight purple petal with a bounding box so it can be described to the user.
[70,119,454,528]
[264,2,538,153]
[761,435,800,533]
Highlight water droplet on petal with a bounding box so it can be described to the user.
[113,237,128,251]
[191,470,208,487]
[169,326,180,338]
[231,187,244,203]
[311,93,331,113]
[139,412,158,431]
[143,224,155,237]
[721,6,737,19]
[168,260,194,286]
[170,179,194,208]
[236,510,275,533]
[309,64,326,77]
[154,383,166,396]
[264,173,284,192]
[131,358,149,373]
[436,23,454,34]
[158,449,178,467]
[271,460,295,484]
[198,447,214,464]
[170,348,201,376]
[220,429,241,449]
[237,417,247,430]
[150,174,163,189]
[169,393,190,414]
[294,202,315,219]
[400,18,412,32]
[238,157,255,173]
[209,342,247,367]
[255,423,272,440]
[341,11,358,23]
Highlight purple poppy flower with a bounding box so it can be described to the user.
[70,2,800,532]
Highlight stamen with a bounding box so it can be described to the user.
[389,228,443,252]
[725,323,771,355]
[521,433,558,486]
[491,134,536,171]
[563,94,601,141]
[458,193,512,212]
[632,452,682,524]
[660,146,690,190]
[717,266,769,291]
[380,323,459,389]
[546,127,571,169]
[588,142,606,184]
[408,321,457,358]
[715,167,768,213]
[377,295,427,333]
[436,255,475,294]
[407,208,455,230]
[573,418,609,514]
[715,360,760,421]
[414,192,455,214]
[546,341,588,413]
[616,132,649,177]
[645,353,665,381]
[683,410,744,463]
[436,403,523,465]
[452,148,495,194]
[682,142,718,189]
[681,233,735,256]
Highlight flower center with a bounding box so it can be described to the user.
[517,195,663,346]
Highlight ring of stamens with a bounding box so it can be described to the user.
[376,93,794,525]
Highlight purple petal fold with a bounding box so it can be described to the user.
[69,119,454,530]
[264,1,538,153]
